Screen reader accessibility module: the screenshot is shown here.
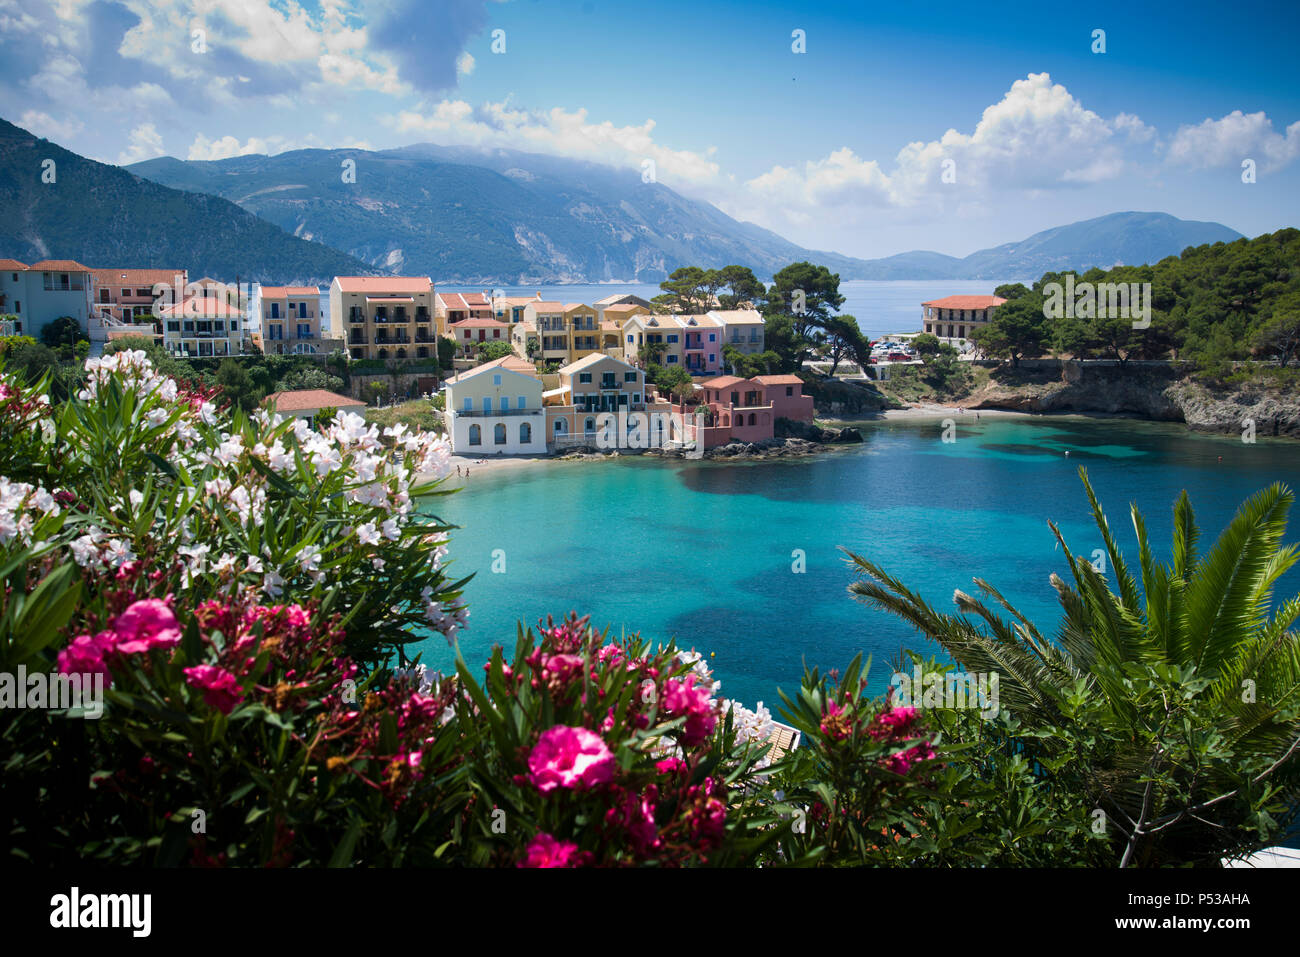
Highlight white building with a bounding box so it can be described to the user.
[0,259,95,341]
[442,355,548,455]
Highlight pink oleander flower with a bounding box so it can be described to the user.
[872,705,921,736]
[655,757,687,777]
[56,631,116,681]
[883,741,937,775]
[662,675,718,745]
[527,725,616,793]
[111,598,182,654]
[517,832,586,868]
[820,700,854,741]
[607,785,660,857]
[183,664,244,714]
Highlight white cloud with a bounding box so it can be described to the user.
[388,100,722,185]
[1167,110,1300,172]
[18,109,82,141]
[456,51,475,77]
[117,123,165,164]
[187,132,280,161]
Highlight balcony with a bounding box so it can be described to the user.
[348,334,369,345]
[453,408,542,418]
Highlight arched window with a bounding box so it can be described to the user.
[554,419,568,435]
[494,423,506,444]
[397,348,407,359]
[748,413,756,426]
[520,422,532,443]
[468,425,482,446]
[417,346,429,358]
[584,417,595,434]
[378,348,389,359]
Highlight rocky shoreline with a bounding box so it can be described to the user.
[962,363,1300,439]
[555,432,863,463]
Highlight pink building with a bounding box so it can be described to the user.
[755,375,815,421]
[693,373,814,446]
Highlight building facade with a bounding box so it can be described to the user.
[0,259,95,341]
[921,294,1006,348]
[331,276,436,361]
[442,355,548,455]
[708,309,766,358]
[260,285,340,355]
[543,353,671,448]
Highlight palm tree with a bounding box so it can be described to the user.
[845,468,1300,866]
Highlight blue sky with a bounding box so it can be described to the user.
[3,0,1298,259]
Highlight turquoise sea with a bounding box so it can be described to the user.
[412,416,1300,710]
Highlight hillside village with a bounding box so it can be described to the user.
[1,262,899,454]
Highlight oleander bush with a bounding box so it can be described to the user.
[3,352,1294,867]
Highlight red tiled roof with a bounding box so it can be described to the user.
[335,276,432,293]
[264,389,365,412]
[755,374,804,385]
[528,301,565,311]
[260,285,319,297]
[701,375,747,389]
[92,268,185,289]
[158,297,244,318]
[0,259,29,270]
[450,317,509,328]
[921,295,1006,309]
[28,259,92,272]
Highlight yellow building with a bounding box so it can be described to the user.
[331,276,435,361]
[260,285,341,355]
[544,353,670,447]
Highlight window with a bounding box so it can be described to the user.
[708,354,715,363]
[748,413,756,426]
[494,423,506,444]
[518,396,527,410]
[626,334,633,343]
[493,374,502,386]
[624,371,637,382]
[463,397,473,412]
[482,397,492,412]
[632,394,640,404]
[500,396,510,410]
[554,419,567,435]
[666,355,677,364]
[297,324,310,339]
[469,425,482,446]
[786,386,794,396]
[958,325,965,338]
[579,373,592,383]
[709,333,715,341]
[520,422,532,443]
[667,334,678,343]
[270,303,280,318]
[584,417,595,433]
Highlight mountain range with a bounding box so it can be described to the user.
[128,143,1244,284]
[0,118,375,283]
[0,116,1246,285]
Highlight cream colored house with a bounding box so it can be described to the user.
[442,355,547,455]
[708,309,766,356]
[544,352,669,447]
[260,285,341,355]
[330,276,435,361]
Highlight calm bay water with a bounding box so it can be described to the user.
[412,417,1300,711]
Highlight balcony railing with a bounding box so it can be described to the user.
[453,408,542,418]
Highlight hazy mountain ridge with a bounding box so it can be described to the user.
[128,141,1244,283]
[0,118,377,284]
